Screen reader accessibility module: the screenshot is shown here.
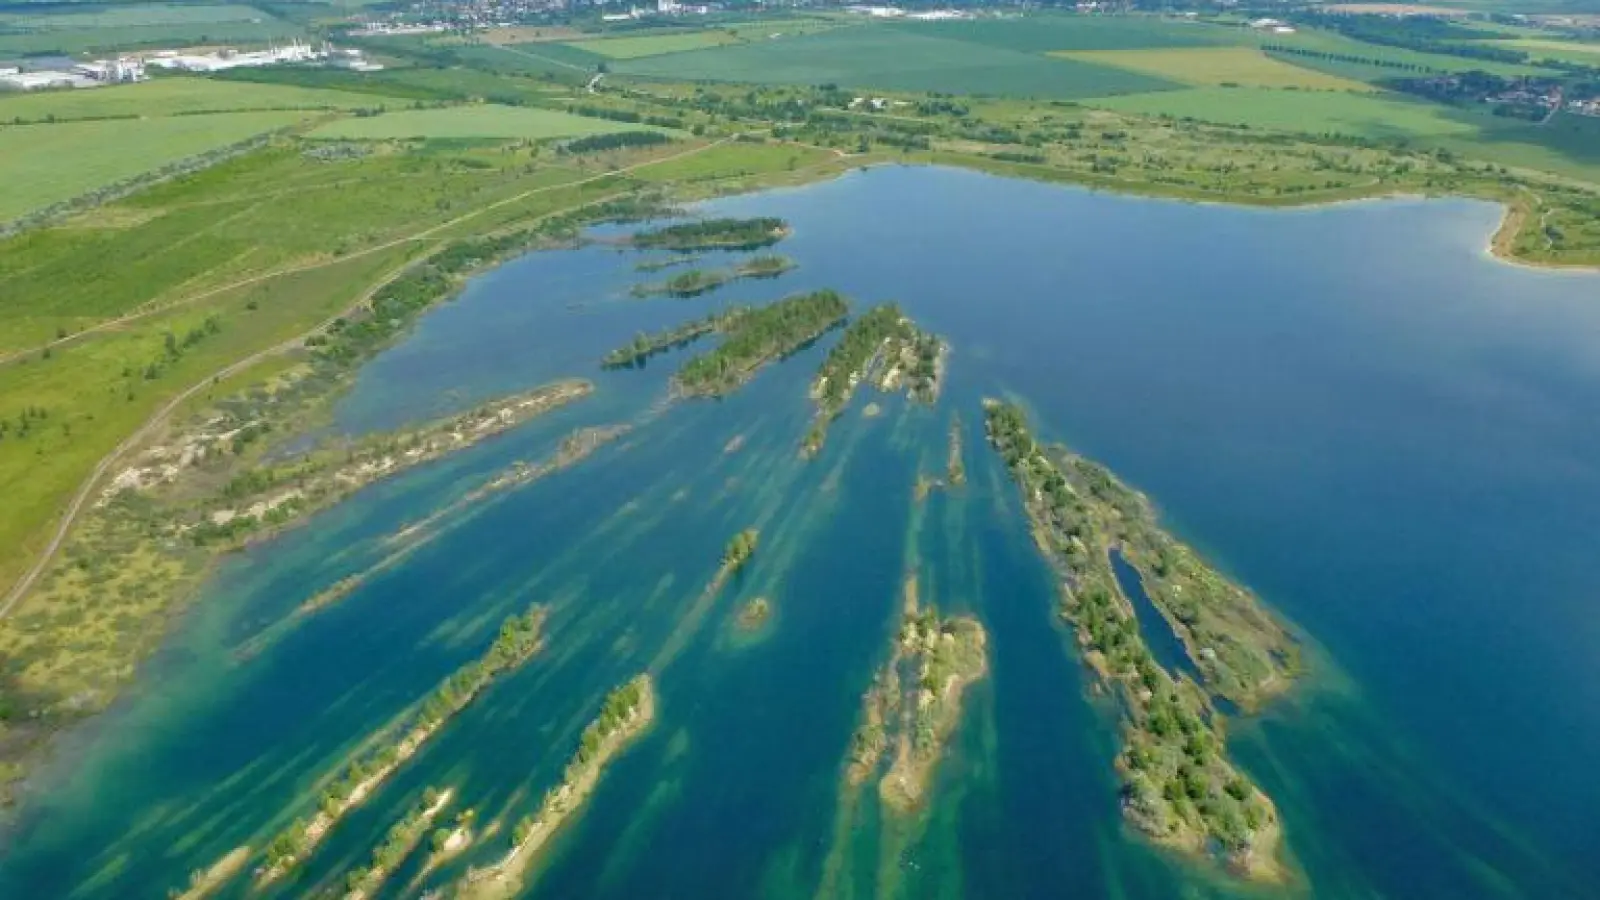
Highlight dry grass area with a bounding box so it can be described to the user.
[1054,47,1373,91]
[479,25,584,44]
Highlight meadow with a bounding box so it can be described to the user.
[0,77,384,124]
[613,25,1179,99]
[1087,86,1477,139]
[0,111,314,221]
[0,2,300,55]
[307,105,653,141]
[1053,46,1374,91]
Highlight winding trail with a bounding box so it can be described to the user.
[0,138,727,618]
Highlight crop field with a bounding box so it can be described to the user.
[893,15,1248,52]
[0,3,300,55]
[1494,38,1600,66]
[1256,28,1556,80]
[613,25,1180,100]
[1088,87,1477,140]
[307,105,650,140]
[0,78,383,124]
[1055,47,1374,91]
[570,30,740,59]
[0,111,312,222]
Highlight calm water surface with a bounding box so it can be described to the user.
[4,166,1599,899]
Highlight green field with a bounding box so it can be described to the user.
[1055,46,1373,91]
[0,111,312,221]
[1256,27,1558,80]
[307,105,651,140]
[1088,86,1477,139]
[613,24,1179,99]
[0,78,384,123]
[570,31,739,59]
[1494,37,1600,66]
[0,3,300,55]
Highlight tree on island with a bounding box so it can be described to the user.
[723,529,759,572]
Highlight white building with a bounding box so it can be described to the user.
[74,57,147,83]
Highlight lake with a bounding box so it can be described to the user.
[2,165,1598,899]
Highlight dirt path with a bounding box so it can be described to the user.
[0,138,725,618]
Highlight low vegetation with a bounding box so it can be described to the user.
[847,576,986,813]
[735,596,772,632]
[984,400,1285,881]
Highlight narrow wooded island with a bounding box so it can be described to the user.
[339,786,454,900]
[602,308,749,369]
[803,303,946,457]
[984,400,1290,882]
[460,674,656,899]
[674,291,849,397]
[630,255,795,298]
[254,604,547,885]
[630,217,790,252]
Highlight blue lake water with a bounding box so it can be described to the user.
[3,165,1600,898]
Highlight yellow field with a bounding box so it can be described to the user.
[1053,47,1373,92]
[570,30,738,59]
[1498,38,1600,66]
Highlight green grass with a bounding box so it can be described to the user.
[307,105,650,140]
[570,31,739,59]
[0,3,301,55]
[630,141,834,184]
[0,111,313,222]
[0,77,385,124]
[1088,86,1477,139]
[613,25,1179,100]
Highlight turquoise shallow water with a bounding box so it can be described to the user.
[4,166,1600,898]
